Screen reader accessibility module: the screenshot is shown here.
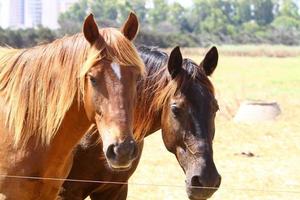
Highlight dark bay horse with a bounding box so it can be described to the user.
[0,13,144,199]
[59,46,221,200]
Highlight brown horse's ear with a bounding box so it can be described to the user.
[168,46,183,79]
[200,46,218,76]
[83,14,100,44]
[121,12,139,41]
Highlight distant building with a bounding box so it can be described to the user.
[0,0,10,28]
[0,0,25,28]
[42,0,78,29]
[0,0,78,29]
[24,0,42,27]
[42,0,60,29]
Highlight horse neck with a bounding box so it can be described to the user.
[48,99,91,154]
[38,98,91,180]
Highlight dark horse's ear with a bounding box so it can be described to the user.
[121,12,139,41]
[83,14,100,45]
[168,46,183,79]
[200,46,218,76]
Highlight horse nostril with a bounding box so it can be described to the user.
[190,176,203,188]
[130,140,138,159]
[106,144,117,160]
[215,175,221,188]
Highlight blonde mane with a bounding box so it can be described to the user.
[0,28,144,147]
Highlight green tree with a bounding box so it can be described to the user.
[36,26,56,45]
[253,0,274,26]
[271,0,300,30]
[234,0,253,24]
[119,0,147,24]
[168,2,186,31]
[55,0,300,47]
[193,0,231,35]
[168,2,185,24]
[148,0,169,28]
[89,0,122,22]
[272,16,300,29]
[19,28,37,47]
[58,0,88,35]
[191,0,212,33]
[279,0,300,19]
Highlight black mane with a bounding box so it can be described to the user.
[137,46,168,74]
[138,46,202,79]
[137,46,213,94]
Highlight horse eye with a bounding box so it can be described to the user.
[89,76,97,86]
[171,104,180,116]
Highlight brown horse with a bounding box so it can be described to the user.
[59,46,221,200]
[0,13,144,199]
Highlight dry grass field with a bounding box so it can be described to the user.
[124,47,300,200]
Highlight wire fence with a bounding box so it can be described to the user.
[1,174,300,194]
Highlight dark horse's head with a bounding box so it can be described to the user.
[159,46,221,199]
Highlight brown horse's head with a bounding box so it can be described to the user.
[82,13,144,170]
[160,47,221,199]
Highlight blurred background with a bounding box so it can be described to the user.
[0,0,300,48]
[1,0,300,200]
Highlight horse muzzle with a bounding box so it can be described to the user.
[104,137,138,171]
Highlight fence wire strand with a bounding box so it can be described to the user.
[1,174,300,194]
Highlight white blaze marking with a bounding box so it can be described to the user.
[111,62,121,80]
